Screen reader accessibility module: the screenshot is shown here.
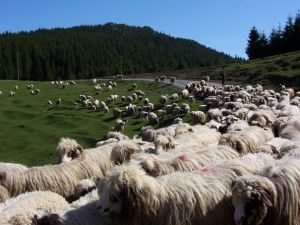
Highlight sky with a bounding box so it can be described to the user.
[1,1,299,58]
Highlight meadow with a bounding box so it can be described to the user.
[0,79,199,166]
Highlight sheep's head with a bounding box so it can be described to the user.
[56,137,83,163]
[97,165,157,218]
[231,175,275,225]
[110,141,143,165]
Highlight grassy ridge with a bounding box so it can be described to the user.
[131,50,300,89]
[0,80,198,166]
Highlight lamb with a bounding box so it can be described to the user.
[147,112,159,125]
[97,163,251,225]
[56,137,84,163]
[0,191,70,225]
[232,158,300,225]
[219,126,274,155]
[190,111,206,124]
[9,91,16,96]
[140,144,240,176]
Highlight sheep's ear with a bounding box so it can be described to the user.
[76,145,83,153]
[92,176,102,186]
[231,180,236,189]
[0,172,6,181]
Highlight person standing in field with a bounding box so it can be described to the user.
[221,71,226,86]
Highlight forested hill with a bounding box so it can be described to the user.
[0,23,239,80]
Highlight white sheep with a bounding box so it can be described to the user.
[112,119,127,132]
[0,191,70,225]
[97,163,249,225]
[169,93,178,102]
[159,95,168,104]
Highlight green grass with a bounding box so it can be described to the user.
[130,50,300,90]
[0,80,199,166]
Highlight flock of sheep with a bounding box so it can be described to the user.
[1,77,300,225]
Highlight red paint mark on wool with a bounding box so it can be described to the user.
[177,154,188,161]
[198,167,217,174]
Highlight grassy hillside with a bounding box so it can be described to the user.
[0,80,198,166]
[131,50,300,89]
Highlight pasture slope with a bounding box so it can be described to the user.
[0,80,199,166]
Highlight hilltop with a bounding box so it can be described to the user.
[0,23,239,81]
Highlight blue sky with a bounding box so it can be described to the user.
[1,1,299,58]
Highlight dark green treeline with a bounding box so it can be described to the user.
[0,23,238,81]
[246,11,300,60]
